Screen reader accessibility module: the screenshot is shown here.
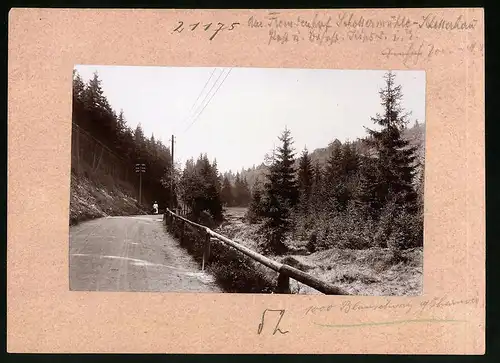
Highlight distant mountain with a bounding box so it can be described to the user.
[224,121,425,190]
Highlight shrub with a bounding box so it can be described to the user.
[167,216,278,293]
[294,197,423,252]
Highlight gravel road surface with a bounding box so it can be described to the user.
[69,215,221,292]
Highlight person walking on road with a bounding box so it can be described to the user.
[153,201,159,214]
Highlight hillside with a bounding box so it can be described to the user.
[69,123,149,225]
[70,173,146,225]
[226,121,426,190]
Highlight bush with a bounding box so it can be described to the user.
[167,217,278,293]
[374,199,423,250]
[209,242,276,293]
[290,196,423,252]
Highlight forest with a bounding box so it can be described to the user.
[73,69,424,254]
[72,70,175,209]
[244,71,424,254]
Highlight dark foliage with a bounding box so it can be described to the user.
[248,71,424,252]
[167,217,277,293]
[178,154,224,223]
[72,70,175,208]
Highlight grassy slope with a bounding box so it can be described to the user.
[216,207,423,296]
[69,173,146,225]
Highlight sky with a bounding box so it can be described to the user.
[74,65,425,173]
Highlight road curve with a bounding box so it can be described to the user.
[69,215,221,292]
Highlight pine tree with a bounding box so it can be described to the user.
[262,158,288,254]
[221,175,234,207]
[134,124,145,161]
[324,141,345,212]
[234,172,243,206]
[241,177,252,206]
[353,155,379,213]
[82,72,105,113]
[72,70,86,103]
[260,127,298,254]
[275,127,298,206]
[364,71,419,215]
[297,147,314,211]
[311,160,324,213]
[247,181,264,223]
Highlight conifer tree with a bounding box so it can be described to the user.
[221,175,234,207]
[247,181,264,223]
[297,147,314,211]
[72,70,86,103]
[275,127,298,206]
[311,160,324,213]
[234,172,243,205]
[324,141,345,212]
[260,127,298,254]
[364,70,419,215]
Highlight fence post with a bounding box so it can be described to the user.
[181,220,185,244]
[202,231,211,271]
[276,272,291,294]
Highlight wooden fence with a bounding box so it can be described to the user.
[164,209,348,295]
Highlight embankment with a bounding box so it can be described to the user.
[70,173,146,225]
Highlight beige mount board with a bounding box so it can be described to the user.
[7,8,484,354]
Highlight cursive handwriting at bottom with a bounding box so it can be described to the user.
[258,309,290,335]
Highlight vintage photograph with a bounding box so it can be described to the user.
[69,66,425,295]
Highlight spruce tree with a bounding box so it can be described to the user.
[275,127,298,206]
[311,160,324,213]
[297,147,314,211]
[365,71,419,214]
[241,177,252,206]
[247,181,264,223]
[221,175,234,207]
[234,172,243,206]
[261,127,298,254]
[72,70,86,103]
[324,141,345,212]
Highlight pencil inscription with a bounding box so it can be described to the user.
[258,309,290,335]
[243,11,482,65]
[172,20,240,40]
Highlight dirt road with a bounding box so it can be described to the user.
[69,215,221,292]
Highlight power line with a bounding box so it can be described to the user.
[187,68,217,115]
[180,68,226,132]
[183,68,232,134]
[173,68,217,133]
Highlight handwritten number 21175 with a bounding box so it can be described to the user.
[173,21,240,41]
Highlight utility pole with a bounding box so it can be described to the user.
[135,163,146,205]
[170,135,175,210]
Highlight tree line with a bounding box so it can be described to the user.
[72,70,175,208]
[73,69,424,255]
[247,71,424,254]
[220,172,252,207]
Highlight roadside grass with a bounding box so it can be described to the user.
[166,208,423,296]
[216,208,423,296]
[286,247,423,296]
[166,217,278,293]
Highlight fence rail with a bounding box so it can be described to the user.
[165,208,349,295]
